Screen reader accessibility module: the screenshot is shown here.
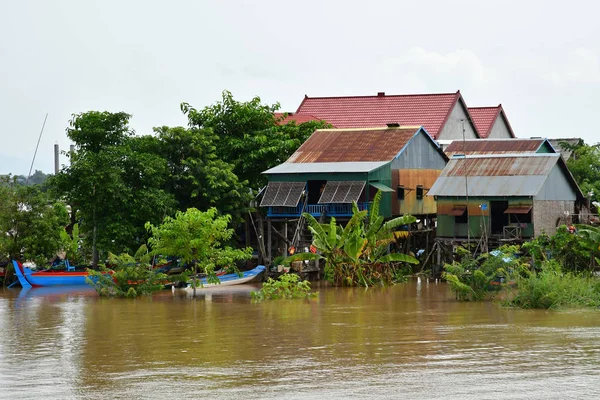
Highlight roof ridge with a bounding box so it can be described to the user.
[468,105,502,110]
[455,153,560,159]
[301,91,460,101]
[314,126,422,132]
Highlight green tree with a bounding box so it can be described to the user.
[153,126,250,220]
[565,141,600,202]
[51,111,176,264]
[146,208,252,296]
[0,181,69,264]
[181,90,329,190]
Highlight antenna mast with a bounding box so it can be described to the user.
[26,113,48,184]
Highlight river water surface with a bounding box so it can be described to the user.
[1,280,599,399]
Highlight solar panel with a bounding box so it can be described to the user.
[318,181,365,203]
[260,181,305,207]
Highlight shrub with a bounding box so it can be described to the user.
[443,245,528,301]
[86,249,168,298]
[251,273,317,301]
[507,260,600,309]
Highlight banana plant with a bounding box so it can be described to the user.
[285,190,419,286]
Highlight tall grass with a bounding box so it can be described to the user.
[507,261,600,309]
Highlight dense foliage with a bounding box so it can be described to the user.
[251,273,316,301]
[86,248,168,297]
[564,141,600,202]
[146,208,252,294]
[42,91,326,265]
[0,180,69,265]
[507,260,600,309]
[182,90,329,191]
[443,245,528,301]
[287,191,419,287]
[445,225,600,308]
[522,225,594,272]
[51,111,176,264]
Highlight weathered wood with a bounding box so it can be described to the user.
[267,219,272,265]
[283,222,288,257]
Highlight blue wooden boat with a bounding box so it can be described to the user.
[185,265,266,290]
[12,260,92,287]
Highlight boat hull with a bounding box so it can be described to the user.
[185,265,265,290]
[12,260,90,287]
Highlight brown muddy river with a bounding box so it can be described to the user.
[1,279,599,399]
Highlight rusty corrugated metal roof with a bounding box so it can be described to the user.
[442,154,558,177]
[445,139,546,158]
[287,126,421,163]
[428,154,563,197]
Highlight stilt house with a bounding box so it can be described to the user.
[261,125,447,219]
[428,153,585,241]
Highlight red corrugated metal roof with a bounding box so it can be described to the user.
[295,91,476,139]
[468,105,516,138]
[287,126,421,163]
[445,138,545,157]
[274,112,330,126]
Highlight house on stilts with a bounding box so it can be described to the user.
[427,153,586,254]
[259,125,448,265]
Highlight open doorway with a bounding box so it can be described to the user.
[307,180,326,204]
[490,201,509,234]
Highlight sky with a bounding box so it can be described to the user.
[1,0,599,175]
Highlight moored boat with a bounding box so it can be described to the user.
[12,260,91,288]
[184,265,266,290]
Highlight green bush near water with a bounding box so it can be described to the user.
[251,273,317,301]
[506,260,600,309]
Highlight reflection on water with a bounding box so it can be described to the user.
[1,280,600,399]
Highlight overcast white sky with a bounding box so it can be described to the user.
[1,0,599,175]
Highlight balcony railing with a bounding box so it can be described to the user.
[267,202,371,218]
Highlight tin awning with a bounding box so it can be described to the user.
[369,182,395,193]
[318,181,366,204]
[260,181,305,207]
[504,205,532,214]
[448,206,467,216]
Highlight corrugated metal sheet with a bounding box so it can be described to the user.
[429,176,547,197]
[263,161,388,174]
[429,154,562,197]
[442,154,559,177]
[287,127,420,163]
[445,139,545,158]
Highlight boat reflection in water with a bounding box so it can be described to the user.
[15,285,97,306]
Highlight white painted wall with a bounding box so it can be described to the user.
[487,114,514,138]
[438,102,478,140]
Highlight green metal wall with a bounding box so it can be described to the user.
[367,166,392,218]
[266,165,393,218]
[436,197,534,238]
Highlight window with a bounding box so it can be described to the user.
[455,208,468,224]
[416,185,424,200]
[397,186,405,200]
